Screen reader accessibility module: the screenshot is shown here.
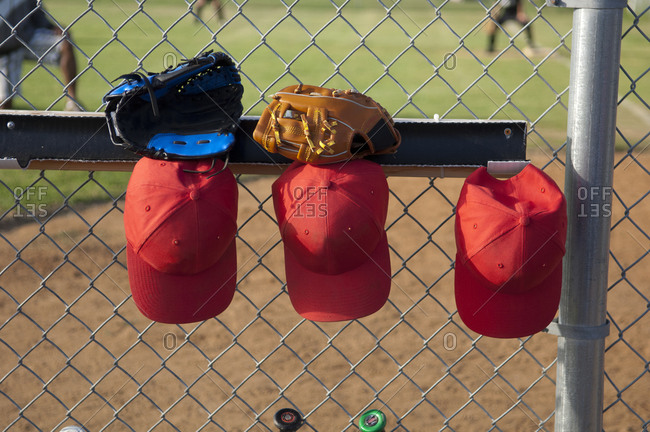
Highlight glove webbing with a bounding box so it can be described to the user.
[269,105,337,161]
[116,72,161,117]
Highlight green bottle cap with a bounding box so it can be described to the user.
[359,409,386,432]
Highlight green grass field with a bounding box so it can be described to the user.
[18,0,580,118]
[1,0,648,213]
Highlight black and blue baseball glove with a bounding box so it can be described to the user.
[103,51,243,160]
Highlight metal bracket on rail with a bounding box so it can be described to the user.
[545,0,627,8]
[544,318,611,340]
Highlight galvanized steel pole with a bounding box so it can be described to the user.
[553,1,625,431]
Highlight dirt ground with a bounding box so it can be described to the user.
[0,151,648,431]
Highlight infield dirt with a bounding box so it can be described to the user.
[0,150,647,431]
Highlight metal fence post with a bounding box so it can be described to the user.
[553,1,626,430]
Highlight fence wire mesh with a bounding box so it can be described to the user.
[0,0,648,431]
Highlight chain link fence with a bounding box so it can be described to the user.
[1,0,648,430]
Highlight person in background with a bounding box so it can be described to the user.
[194,0,225,23]
[0,0,81,110]
[486,0,535,53]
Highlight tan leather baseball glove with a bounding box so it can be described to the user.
[253,84,401,164]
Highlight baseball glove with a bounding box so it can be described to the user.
[103,51,243,159]
[253,84,401,164]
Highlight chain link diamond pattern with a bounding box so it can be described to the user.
[1,1,648,430]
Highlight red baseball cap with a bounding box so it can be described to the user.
[454,164,567,338]
[124,157,238,324]
[272,160,392,322]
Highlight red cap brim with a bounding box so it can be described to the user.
[127,240,237,324]
[454,252,562,338]
[284,231,391,322]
